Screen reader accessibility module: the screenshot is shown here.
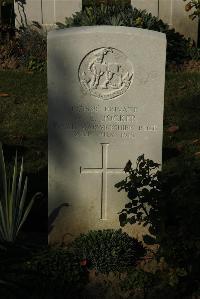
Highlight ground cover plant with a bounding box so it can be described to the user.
[69,229,146,274]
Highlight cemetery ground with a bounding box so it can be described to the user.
[0,68,200,298]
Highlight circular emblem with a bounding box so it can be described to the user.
[79,47,134,100]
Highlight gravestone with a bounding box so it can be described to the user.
[48,26,166,243]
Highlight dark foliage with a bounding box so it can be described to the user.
[69,229,146,273]
[115,154,200,295]
[0,22,47,72]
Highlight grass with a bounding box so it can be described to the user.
[0,70,47,173]
[162,71,200,173]
[164,72,200,147]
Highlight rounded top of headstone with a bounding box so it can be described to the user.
[48,25,166,41]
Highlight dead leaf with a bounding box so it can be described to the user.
[166,125,179,133]
[176,144,184,152]
[194,152,200,157]
[191,139,200,145]
[0,93,9,97]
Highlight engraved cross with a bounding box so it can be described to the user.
[80,143,124,220]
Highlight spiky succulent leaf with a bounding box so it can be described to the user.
[0,145,40,243]
[0,143,7,203]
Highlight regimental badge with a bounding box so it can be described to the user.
[79,47,134,100]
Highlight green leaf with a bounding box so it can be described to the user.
[125,202,132,209]
[0,143,7,204]
[143,234,157,245]
[128,216,136,224]
[17,177,28,226]
[119,213,127,227]
[55,22,67,29]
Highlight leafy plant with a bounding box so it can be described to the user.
[69,229,146,274]
[120,268,156,298]
[83,0,131,7]
[183,0,200,19]
[0,25,16,43]
[0,143,41,243]
[0,22,47,72]
[16,22,47,72]
[26,247,88,293]
[115,154,200,296]
[115,155,161,241]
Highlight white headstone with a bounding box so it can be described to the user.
[131,0,159,16]
[55,0,82,23]
[14,0,82,29]
[48,26,166,243]
[131,0,198,43]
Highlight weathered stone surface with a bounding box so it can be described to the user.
[48,26,166,243]
[14,0,82,28]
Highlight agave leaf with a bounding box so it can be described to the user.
[0,223,5,241]
[16,158,23,213]
[10,153,18,233]
[0,201,9,241]
[7,192,13,241]
[8,155,18,238]
[16,177,28,227]
[0,143,7,203]
[17,196,35,234]
[11,153,17,207]
[17,192,41,235]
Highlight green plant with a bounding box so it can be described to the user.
[26,247,88,292]
[56,4,198,64]
[0,21,47,72]
[120,269,156,298]
[16,22,47,72]
[27,56,47,72]
[0,143,41,243]
[115,155,161,242]
[183,0,200,19]
[69,229,146,274]
[83,0,131,6]
[115,154,200,296]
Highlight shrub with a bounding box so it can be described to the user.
[28,247,86,283]
[0,22,47,72]
[56,4,199,65]
[115,153,200,295]
[120,268,157,298]
[16,22,47,72]
[26,247,88,295]
[0,25,16,43]
[69,229,146,274]
[115,155,161,235]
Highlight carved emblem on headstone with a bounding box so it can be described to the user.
[79,47,134,100]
